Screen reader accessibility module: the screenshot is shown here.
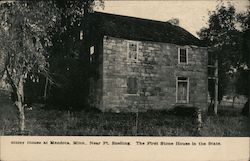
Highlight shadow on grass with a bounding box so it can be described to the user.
[1,96,249,136]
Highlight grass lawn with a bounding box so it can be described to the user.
[0,94,249,136]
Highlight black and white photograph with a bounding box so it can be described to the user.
[0,0,249,137]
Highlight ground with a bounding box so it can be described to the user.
[0,92,249,136]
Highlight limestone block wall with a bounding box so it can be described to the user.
[100,36,208,112]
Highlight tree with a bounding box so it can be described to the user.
[198,3,246,113]
[236,6,250,116]
[0,0,104,132]
[47,0,103,109]
[167,18,180,26]
[0,1,59,132]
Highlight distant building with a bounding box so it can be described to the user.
[83,12,208,112]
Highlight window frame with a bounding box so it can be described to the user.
[176,76,189,103]
[127,41,139,62]
[178,47,188,64]
[90,46,95,55]
[89,46,95,62]
[79,30,84,40]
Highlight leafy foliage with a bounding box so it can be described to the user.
[47,0,103,109]
[0,1,59,131]
[198,3,249,101]
[0,0,105,131]
[0,1,59,87]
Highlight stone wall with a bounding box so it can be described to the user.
[100,36,208,112]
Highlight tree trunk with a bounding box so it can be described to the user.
[16,100,25,132]
[214,58,218,115]
[248,98,250,117]
[44,76,48,101]
[5,67,26,132]
[248,70,250,117]
[15,77,26,133]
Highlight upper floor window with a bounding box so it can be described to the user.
[178,48,188,64]
[127,41,138,61]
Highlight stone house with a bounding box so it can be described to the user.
[84,12,208,112]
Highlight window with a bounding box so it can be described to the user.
[127,77,138,94]
[90,46,94,62]
[176,77,189,103]
[178,48,188,64]
[127,41,138,61]
[90,46,94,55]
[80,30,84,40]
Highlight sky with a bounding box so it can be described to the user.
[95,0,249,37]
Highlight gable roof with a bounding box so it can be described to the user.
[90,12,206,47]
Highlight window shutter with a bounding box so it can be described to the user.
[127,77,138,94]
